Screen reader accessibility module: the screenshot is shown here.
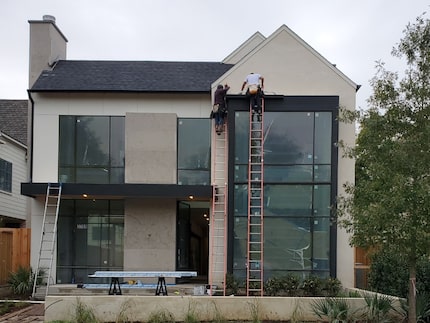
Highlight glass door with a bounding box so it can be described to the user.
[176,202,191,270]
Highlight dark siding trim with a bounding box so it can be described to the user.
[21,182,212,199]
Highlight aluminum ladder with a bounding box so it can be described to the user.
[32,182,62,300]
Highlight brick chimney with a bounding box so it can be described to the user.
[28,15,68,88]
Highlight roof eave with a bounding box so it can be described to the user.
[29,89,211,94]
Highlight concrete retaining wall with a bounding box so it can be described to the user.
[45,295,369,322]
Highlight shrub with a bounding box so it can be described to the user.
[368,249,430,298]
[7,266,34,297]
[301,275,323,296]
[264,275,340,297]
[264,276,284,296]
[322,277,342,297]
[368,250,409,298]
[225,273,241,295]
[282,274,301,296]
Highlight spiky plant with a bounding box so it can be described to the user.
[7,266,33,296]
[311,297,351,322]
[363,292,395,322]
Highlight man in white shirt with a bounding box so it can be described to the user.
[241,72,264,121]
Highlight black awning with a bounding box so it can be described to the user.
[21,182,212,200]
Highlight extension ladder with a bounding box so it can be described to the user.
[32,182,62,300]
[246,100,265,296]
[209,119,228,295]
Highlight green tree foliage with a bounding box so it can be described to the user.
[337,13,430,323]
[368,249,430,299]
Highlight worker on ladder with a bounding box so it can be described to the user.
[212,83,230,135]
[241,72,264,121]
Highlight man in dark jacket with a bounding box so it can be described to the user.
[213,84,230,134]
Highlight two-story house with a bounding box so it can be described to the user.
[22,15,357,293]
[0,99,30,284]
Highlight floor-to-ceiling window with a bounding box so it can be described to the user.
[58,116,125,183]
[56,200,124,284]
[57,115,125,283]
[177,118,211,185]
[232,107,335,281]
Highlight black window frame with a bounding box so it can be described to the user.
[0,158,12,192]
[58,115,125,184]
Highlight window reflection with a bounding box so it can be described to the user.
[265,165,313,182]
[264,113,313,165]
[58,116,125,184]
[76,117,109,166]
[314,112,332,164]
[177,119,211,185]
[233,109,334,279]
[313,217,330,270]
[56,200,124,284]
[265,218,312,272]
[234,112,250,164]
[264,185,312,216]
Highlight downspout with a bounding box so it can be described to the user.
[27,90,35,182]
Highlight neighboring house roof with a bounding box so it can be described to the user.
[0,100,28,145]
[30,60,234,93]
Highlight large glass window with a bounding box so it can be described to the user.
[232,110,334,280]
[177,118,211,185]
[56,200,124,284]
[58,116,125,184]
[264,112,314,165]
[0,158,12,192]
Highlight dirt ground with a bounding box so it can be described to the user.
[0,303,44,322]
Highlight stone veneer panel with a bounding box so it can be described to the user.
[125,112,177,184]
[124,198,176,272]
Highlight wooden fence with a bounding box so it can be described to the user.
[354,247,371,289]
[0,228,31,285]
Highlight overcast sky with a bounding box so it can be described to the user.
[1,0,429,110]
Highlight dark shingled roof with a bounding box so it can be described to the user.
[31,60,234,93]
[0,100,28,145]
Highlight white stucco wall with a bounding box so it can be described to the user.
[31,92,210,183]
[30,93,207,278]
